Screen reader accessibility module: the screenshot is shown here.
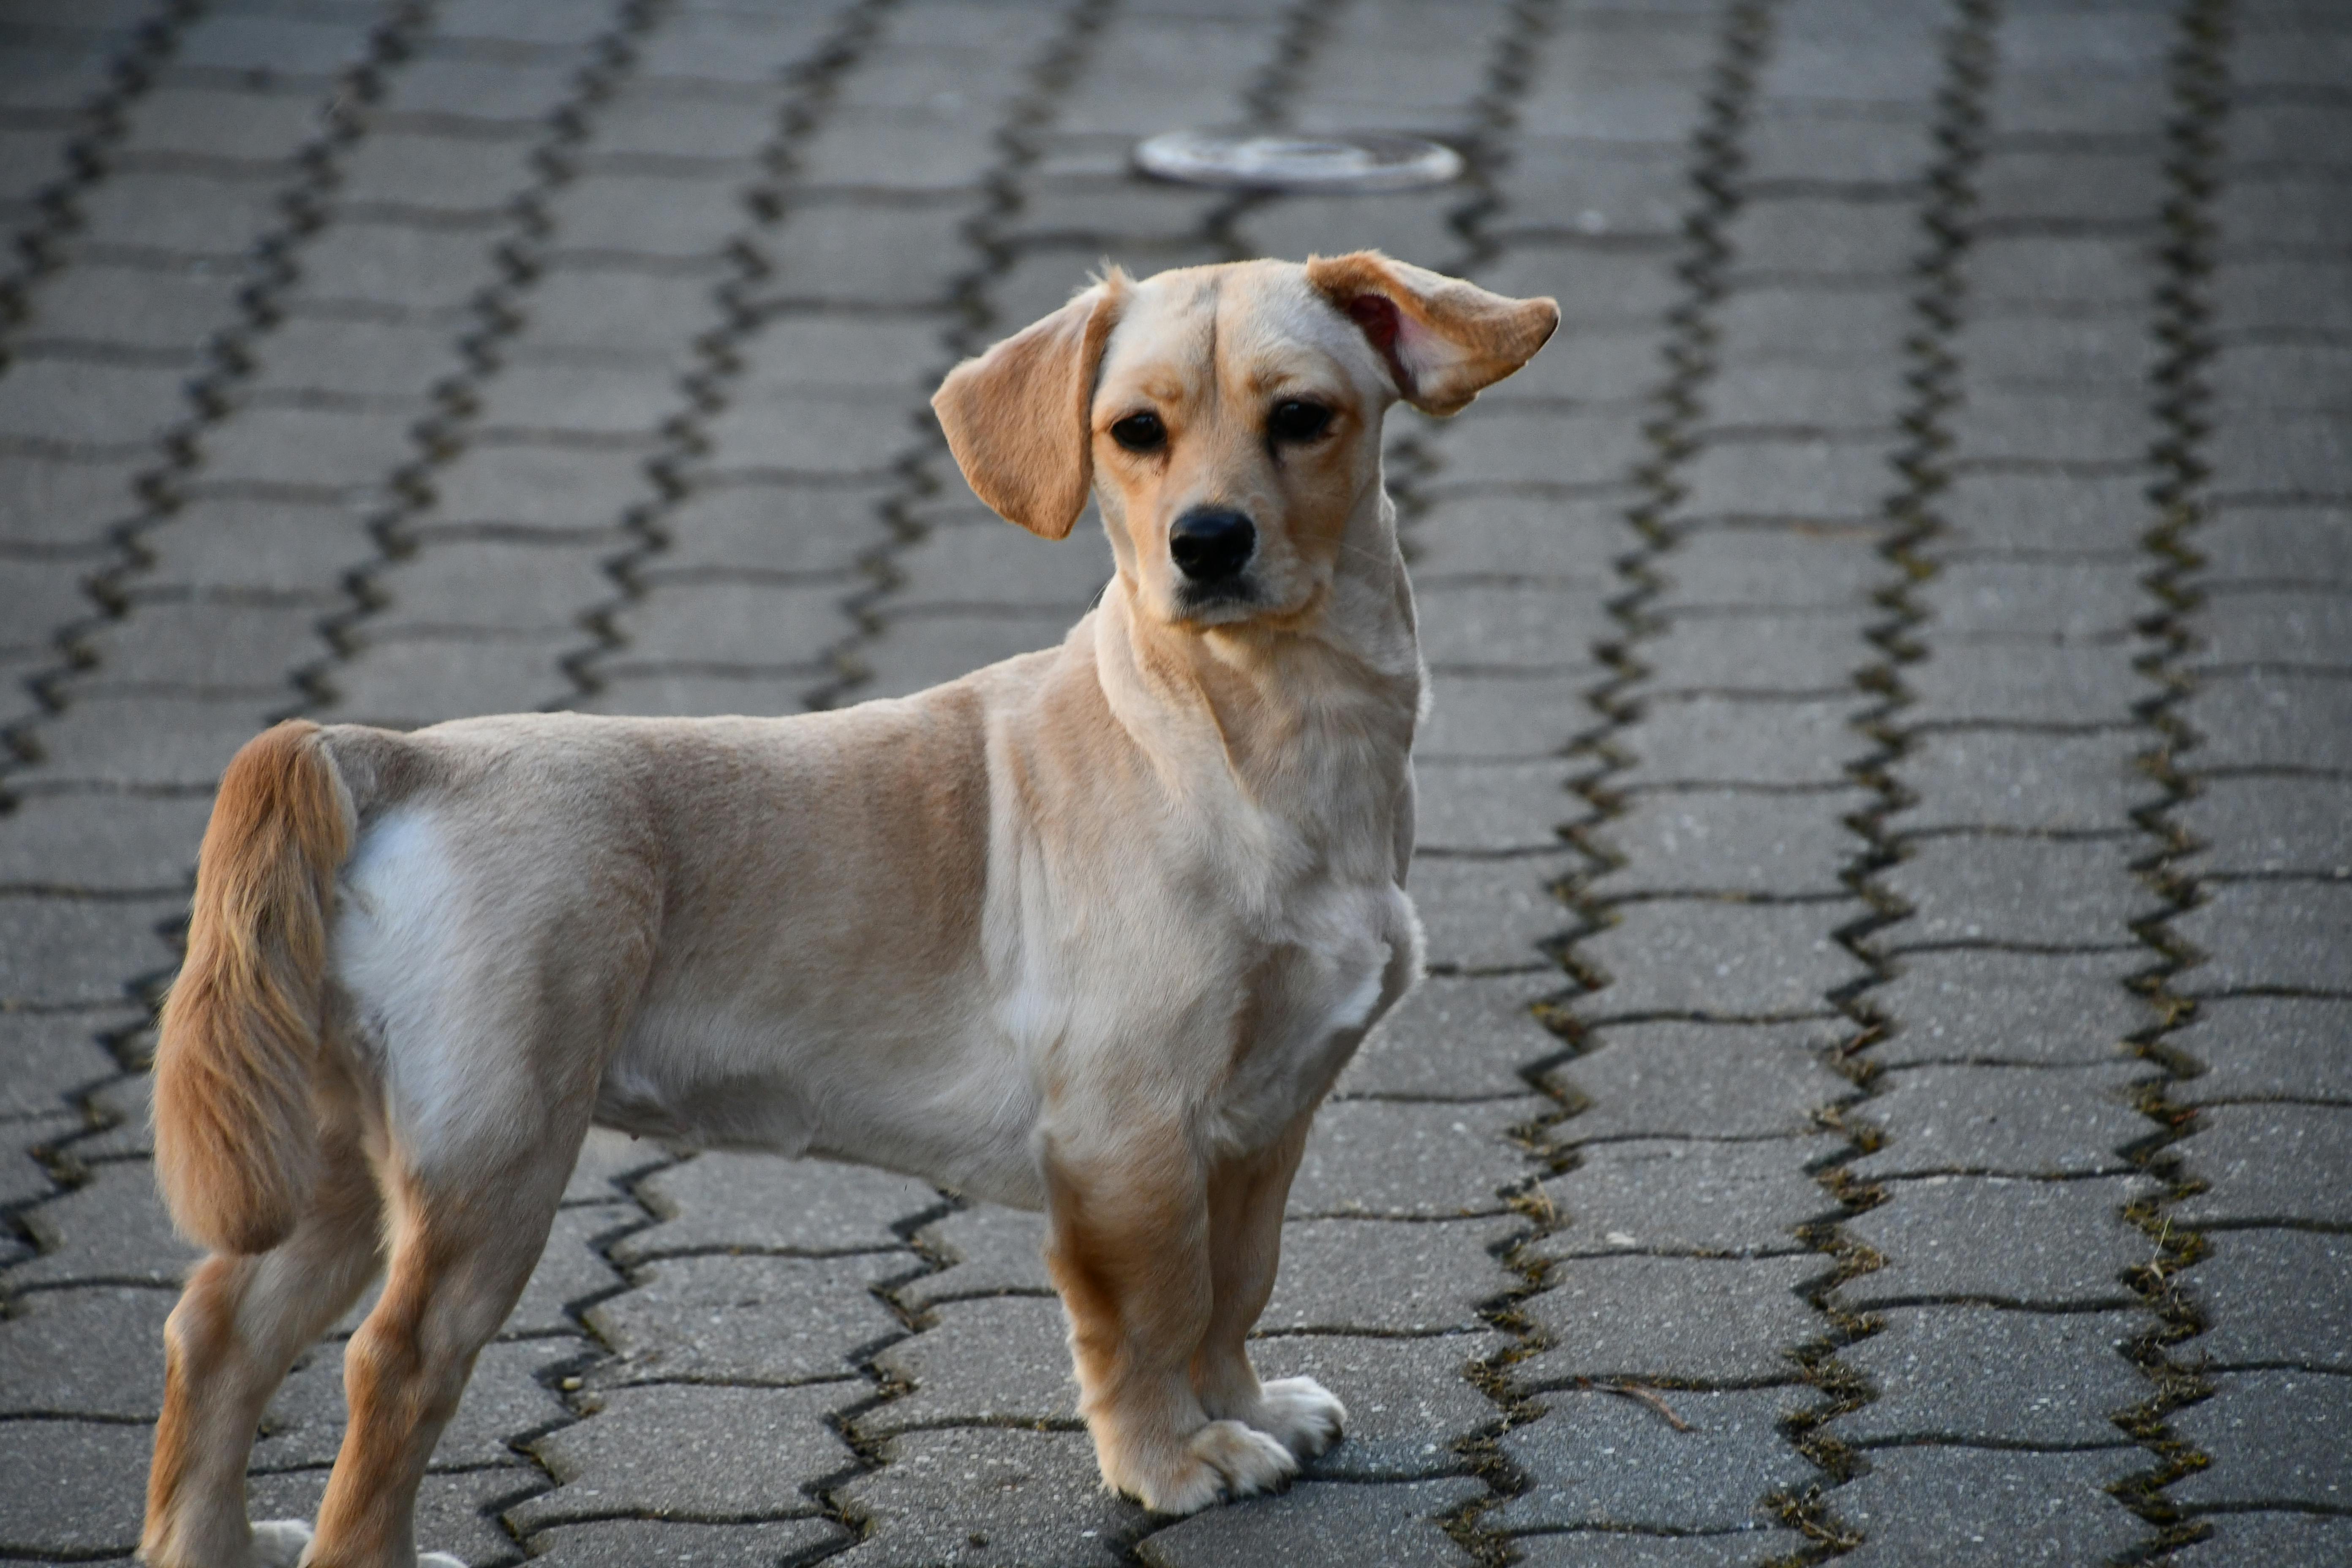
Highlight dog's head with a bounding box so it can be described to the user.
[934,253,1558,629]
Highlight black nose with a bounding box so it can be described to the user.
[1169,508,1256,582]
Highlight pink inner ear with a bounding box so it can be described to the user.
[1345,294,1400,354]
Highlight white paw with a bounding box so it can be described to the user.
[418,1555,467,1567]
[1253,1375,1348,1460]
[1133,1419,1297,1515]
[249,1519,312,1568]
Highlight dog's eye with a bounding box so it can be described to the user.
[1110,411,1165,452]
[1269,400,1333,442]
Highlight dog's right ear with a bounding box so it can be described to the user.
[933,278,1124,541]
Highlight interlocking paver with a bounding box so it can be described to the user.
[1831,1446,2146,1568]
[584,1252,905,1386]
[2178,775,2352,878]
[1890,728,2151,834]
[831,1427,1138,1568]
[1545,1022,1850,1141]
[1574,900,1868,1019]
[512,1383,854,1531]
[2187,1227,2352,1372]
[1880,833,2153,950]
[1824,1305,2150,1447]
[1288,1098,1544,1219]
[1339,974,1564,1100]
[1492,1388,1813,1534]
[1532,1136,1838,1259]
[1591,788,1867,897]
[2169,1370,2352,1511]
[1137,1478,1481,1568]
[2171,1105,2352,1227]
[1515,1254,1819,1387]
[1841,1175,2154,1309]
[1867,948,2151,1067]
[523,1518,847,1568]
[2175,882,2352,996]
[1846,1064,2150,1180]
[612,1153,934,1263]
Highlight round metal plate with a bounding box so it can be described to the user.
[1132,131,1463,193]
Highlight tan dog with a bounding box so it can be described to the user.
[138,252,1555,1566]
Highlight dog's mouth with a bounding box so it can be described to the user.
[1173,577,1258,620]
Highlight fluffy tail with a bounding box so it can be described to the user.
[154,719,353,1255]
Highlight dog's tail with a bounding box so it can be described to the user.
[154,719,354,1255]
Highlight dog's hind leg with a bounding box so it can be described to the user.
[302,1111,584,1568]
[142,1114,384,1568]
[1193,1117,1346,1463]
[1044,1125,1299,1515]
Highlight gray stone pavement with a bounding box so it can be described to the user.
[0,0,2346,1562]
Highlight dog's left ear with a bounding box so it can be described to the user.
[1306,250,1559,418]
[933,277,1125,540]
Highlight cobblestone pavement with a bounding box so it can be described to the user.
[0,0,2346,1563]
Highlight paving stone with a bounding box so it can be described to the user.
[2179,775,2352,879]
[497,1201,634,1338]
[1421,414,1647,495]
[1880,833,2151,950]
[376,54,588,125]
[1479,330,1663,412]
[1472,250,1682,332]
[750,202,982,312]
[863,1294,1071,1434]
[523,1518,848,1568]
[1260,1218,1519,1336]
[2164,1511,2352,1567]
[1870,949,2150,1067]
[247,1465,533,1568]
[0,455,141,548]
[852,610,1077,702]
[1416,672,1599,761]
[1136,1477,1481,1568]
[256,1334,577,1471]
[1492,1387,1812,1534]
[1726,196,1920,283]
[1840,1175,2153,1309]
[1574,899,1868,1019]
[612,1153,936,1263]
[365,540,617,636]
[1919,559,2149,643]
[335,131,541,217]
[1651,524,1889,611]
[901,1203,1051,1310]
[1252,1333,1508,1482]
[0,895,180,1008]
[2189,1228,2352,1372]
[136,497,373,594]
[1892,728,2151,834]
[648,482,893,577]
[1414,583,1613,677]
[1614,695,1872,789]
[19,260,245,357]
[1508,1530,1806,1568]
[1957,313,2163,393]
[0,1285,173,1419]
[1832,1445,2146,1568]
[519,268,724,359]
[1591,788,1865,897]
[513,1382,854,1531]
[72,170,283,263]
[1825,1305,2149,1447]
[1934,471,2155,556]
[585,1251,904,1385]
[2176,881,2352,996]
[887,523,1114,615]
[76,601,324,694]
[2171,1369,2352,1511]
[196,405,419,494]
[830,1427,1140,1568]
[1636,610,1873,696]
[0,1417,150,1556]
[702,387,932,479]
[11,1159,199,1288]
[1848,1063,2149,1180]
[1713,287,1911,370]
[0,358,191,449]
[1290,1098,1543,1220]
[0,1011,130,1122]
[1673,438,1896,525]
[2209,408,2352,501]
[1545,1021,1849,1141]
[1406,852,1574,972]
[2194,589,2352,671]
[1515,1254,1819,1386]
[2194,505,2352,589]
[2172,1105,2352,1227]
[1338,973,1565,1100]
[288,220,500,317]
[2180,670,2352,773]
[2176,997,2352,1105]
[1908,644,2155,731]
[314,632,584,728]
[1532,1136,1837,1260]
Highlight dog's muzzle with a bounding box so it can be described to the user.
[1169,508,1255,584]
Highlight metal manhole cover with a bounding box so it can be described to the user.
[1133,131,1463,193]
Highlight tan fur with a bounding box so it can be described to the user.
[153,719,353,1255]
[140,254,1554,1559]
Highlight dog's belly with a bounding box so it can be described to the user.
[597,988,1050,1208]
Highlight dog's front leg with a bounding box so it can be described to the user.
[1043,1125,1298,1515]
[1192,1117,1346,1462]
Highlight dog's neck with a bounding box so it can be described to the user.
[1088,487,1422,872]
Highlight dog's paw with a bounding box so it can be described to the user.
[1127,1420,1298,1516]
[418,1554,467,1567]
[1252,1376,1347,1460]
[248,1520,313,1568]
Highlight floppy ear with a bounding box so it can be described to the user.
[1305,250,1560,417]
[932,278,1124,540]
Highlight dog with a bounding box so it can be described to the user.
[136,251,1556,1566]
